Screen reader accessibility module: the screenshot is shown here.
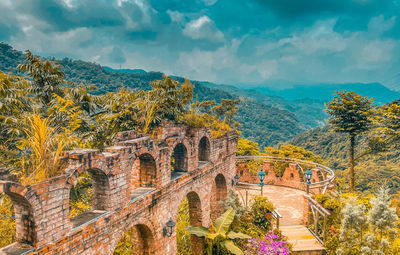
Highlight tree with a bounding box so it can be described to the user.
[325,90,375,190]
[236,138,260,156]
[340,197,368,244]
[369,186,398,240]
[376,101,400,149]
[186,208,250,255]
[17,50,65,105]
[150,75,193,121]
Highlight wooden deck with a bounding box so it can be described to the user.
[236,185,325,254]
[280,225,324,254]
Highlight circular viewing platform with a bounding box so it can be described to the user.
[236,156,335,194]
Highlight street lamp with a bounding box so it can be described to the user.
[232,173,240,186]
[305,168,313,194]
[258,169,266,196]
[163,218,176,237]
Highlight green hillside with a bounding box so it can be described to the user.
[288,126,400,193]
[200,81,328,129]
[0,43,305,147]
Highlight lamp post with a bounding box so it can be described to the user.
[163,218,176,237]
[305,168,313,194]
[232,173,240,186]
[258,169,266,196]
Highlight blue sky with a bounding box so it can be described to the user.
[0,0,400,89]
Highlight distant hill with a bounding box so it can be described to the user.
[103,66,147,74]
[252,83,400,104]
[200,82,328,129]
[0,42,306,147]
[201,81,400,129]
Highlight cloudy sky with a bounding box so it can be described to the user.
[0,0,400,89]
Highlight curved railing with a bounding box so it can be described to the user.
[236,156,335,193]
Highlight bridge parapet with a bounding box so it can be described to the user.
[0,125,238,255]
[236,156,335,194]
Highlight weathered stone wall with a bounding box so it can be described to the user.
[236,162,324,192]
[0,123,238,255]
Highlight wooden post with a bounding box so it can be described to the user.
[314,211,318,233]
[307,198,311,227]
[323,215,327,242]
[245,190,248,207]
[276,216,280,230]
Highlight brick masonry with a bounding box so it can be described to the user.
[236,161,324,192]
[0,122,238,255]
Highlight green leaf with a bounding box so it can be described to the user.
[206,233,219,240]
[215,208,235,235]
[185,226,209,237]
[227,231,251,239]
[221,240,244,255]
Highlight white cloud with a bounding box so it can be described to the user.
[368,15,396,35]
[201,0,218,5]
[0,0,12,7]
[62,0,75,8]
[167,10,184,23]
[285,19,347,54]
[183,15,224,42]
[174,38,278,83]
[116,0,129,7]
[356,40,395,69]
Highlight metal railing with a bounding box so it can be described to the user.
[236,156,335,193]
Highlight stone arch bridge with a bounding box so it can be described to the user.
[0,123,238,255]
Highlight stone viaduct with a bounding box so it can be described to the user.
[0,123,238,254]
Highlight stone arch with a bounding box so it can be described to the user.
[114,224,155,255]
[210,173,228,220]
[176,191,204,255]
[198,136,210,162]
[86,168,111,210]
[137,153,157,188]
[3,191,36,246]
[68,167,111,222]
[171,143,188,180]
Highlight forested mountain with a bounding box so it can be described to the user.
[202,81,400,129]
[288,126,400,193]
[0,43,305,147]
[252,83,400,103]
[201,81,328,128]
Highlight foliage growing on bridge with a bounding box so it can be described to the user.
[0,52,238,184]
[0,51,241,250]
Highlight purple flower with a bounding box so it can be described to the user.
[245,231,290,255]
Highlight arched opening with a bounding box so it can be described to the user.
[198,136,210,163]
[171,143,188,180]
[0,192,36,253]
[138,154,157,188]
[114,224,155,255]
[176,191,203,255]
[210,174,228,220]
[69,169,110,227]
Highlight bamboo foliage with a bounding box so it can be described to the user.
[17,113,78,184]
